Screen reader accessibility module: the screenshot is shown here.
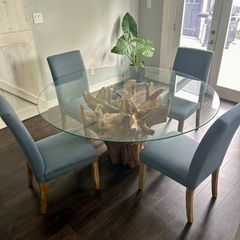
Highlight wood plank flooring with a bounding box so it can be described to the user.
[0,99,240,240]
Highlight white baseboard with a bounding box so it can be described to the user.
[46,75,125,110]
[0,119,6,129]
[0,105,39,130]
[47,98,59,108]
[89,75,124,93]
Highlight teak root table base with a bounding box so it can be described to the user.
[104,141,143,168]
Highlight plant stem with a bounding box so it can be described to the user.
[133,48,136,66]
[126,54,134,64]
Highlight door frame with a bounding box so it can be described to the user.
[159,0,185,70]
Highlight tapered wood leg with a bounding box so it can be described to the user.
[212,167,220,198]
[186,188,194,223]
[178,121,184,132]
[196,107,201,128]
[61,113,67,130]
[91,161,100,190]
[27,163,33,187]
[84,127,91,139]
[139,161,147,190]
[39,182,47,214]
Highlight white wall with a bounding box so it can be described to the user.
[25,0,139,88]
[139,0,163,67]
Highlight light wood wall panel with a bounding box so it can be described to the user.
[0,0,45,129]
[23,42,43,95]
[0,31,33,47]
[14,0,31,31]
[0,1,10,33]
[2,0,21,32]
[0,48,11,83]
[3,90,33,111]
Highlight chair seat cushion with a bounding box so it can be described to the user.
[36,129,98,181]
[62,97,92,122]
[140,131,199,187]
[161,93,200,122]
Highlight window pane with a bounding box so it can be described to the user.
[190,0,194,3]
[195,0,200,3]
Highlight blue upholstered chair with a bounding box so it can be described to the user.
[47,50,91,129]
[0,95,99,214]
[139,103,240,223]
[161,47,214,132]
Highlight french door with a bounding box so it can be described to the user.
[179,0,240,102]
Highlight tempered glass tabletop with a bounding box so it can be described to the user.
[37,66,220,142]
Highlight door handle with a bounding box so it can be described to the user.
[208,40,214,45]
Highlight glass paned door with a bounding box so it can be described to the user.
[180,0,215,50]
[216,0,240,92]
[179,0,240,102]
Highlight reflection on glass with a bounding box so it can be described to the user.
[212,92,221,109]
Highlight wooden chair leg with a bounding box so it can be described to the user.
[139,161,147,190]
[27,163,33,187]
[178,121,184,132]
[39,182,47,214]
[84,127,91,138]
[61,113,67,130]
[91,161,100,190]
[212,167,220,198]
[196,107,201,128]
[186,188,194,223]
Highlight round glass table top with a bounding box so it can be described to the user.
[37,66,220,142]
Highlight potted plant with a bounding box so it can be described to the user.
[111,12,155,83]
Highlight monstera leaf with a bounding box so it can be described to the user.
[111,33,136,55]
[136,39,155,58]
[122,12,138,38]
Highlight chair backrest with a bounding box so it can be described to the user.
[188,103,240,190]
[0,95,45,183]
[47,50,86,81]
[47,50,89,107]
[173,47,214,83]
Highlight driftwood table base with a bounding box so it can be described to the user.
[81,80,171,168]
[105,141,143,168]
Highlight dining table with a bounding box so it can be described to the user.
[37,66,220,168]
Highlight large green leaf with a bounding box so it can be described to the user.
[122,12,138,38]
[136,39,155,57]
[111,34,136,55]
[131,38,141,42]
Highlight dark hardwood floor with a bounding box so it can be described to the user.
[0,99,239,240]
